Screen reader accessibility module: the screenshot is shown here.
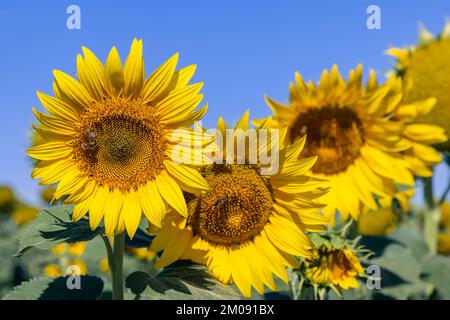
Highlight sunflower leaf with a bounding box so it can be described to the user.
[14,205,103,257]
[2,275,104,300]
[125,262,240,300]
[421,254,450,299]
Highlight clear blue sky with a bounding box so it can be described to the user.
[0,0,449,205]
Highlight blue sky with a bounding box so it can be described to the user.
[0,0,449,205]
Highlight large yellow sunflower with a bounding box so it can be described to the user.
[150,112,329,297]
[387,22,450,151]
[259,65,444,222]
[369,76,447,177]
[27,39,210,237]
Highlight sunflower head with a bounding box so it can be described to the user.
[388,22,450,151]
[27,39,210,237]
[52,242,87,257]
[99,257,110,273]
[440,202,450,229]
[438,234,450,255]
[41,186,56,204]
[438,202,450,255]
[357,189,413,236]
[43,259,87,277]
[260,64,443,222]
[11,205,39,225]
[43,264,63,277]
[300,231,366,296]
[0,186,16,214]
[357,207,399,236]
[125,246,156,261]
[151,112,329,297]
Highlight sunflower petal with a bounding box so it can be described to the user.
[155,171,188,217]
[104,46,124,94]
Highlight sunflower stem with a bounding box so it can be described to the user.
[101,235,115,274]
[112,232,125,300]
[423,176,439,254]
[439,174,450,205]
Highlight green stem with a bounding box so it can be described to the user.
[101,235,115,274]
[423,176,439,254]
[112,233,125,300]
[439,177,450,205]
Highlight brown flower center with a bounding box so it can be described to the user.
[290,106,365,175]
[73,97,167,192]
[187,165,273,246]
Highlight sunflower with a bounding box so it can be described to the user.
[387,22,450,151]
[52,242,87,257]
[125,246,156,261]
[303,246,364,291]
[10,205,39,225]
[99,257,110,273]
[371,76,447,177]
[259,65,441,222]
[0,185,16,214]
[150,112,329,297]
[43,260,87,277]
[27,39,210,237]
[438,202,450,254]
[41,186,56,204]
[44,242,88,277]
[357,189,413,236]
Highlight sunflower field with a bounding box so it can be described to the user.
[1,1,450,305]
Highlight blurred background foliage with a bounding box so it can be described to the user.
[1,168,450,300]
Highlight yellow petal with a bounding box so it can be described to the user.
[89,187,108,230]
[65,180,96,204]
[77,52,104,101]
[155,83,203,116]
[72,196,93,222]
[154,227,192,268]
[163,160,209,194]
[104,46,124,94]
[33,108,76,136]
[265,215,312,258]
[123,39,145,97]
[27,142,72,161]
[54,170,86,199]
[103,190,123,236]
[229,247,252,297]
[53,70,92,110]
[37,91,79,122]
[122,190,142,238]
[138,181,167,227]
[155,171,188,217]
[235,110,250,131]
[32,159,74,185]
[142,53,178,103]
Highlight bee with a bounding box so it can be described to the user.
[81,128,97,150]
[213,195,228,207]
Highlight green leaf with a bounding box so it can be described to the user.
[2,275,104,300]
[421,254,450,299]
[125,262,240,300]
[388,224,429,262]
[369,243,433,300]
[14,205,103,257]
[371,243,421,283]
[379,281,431,300]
